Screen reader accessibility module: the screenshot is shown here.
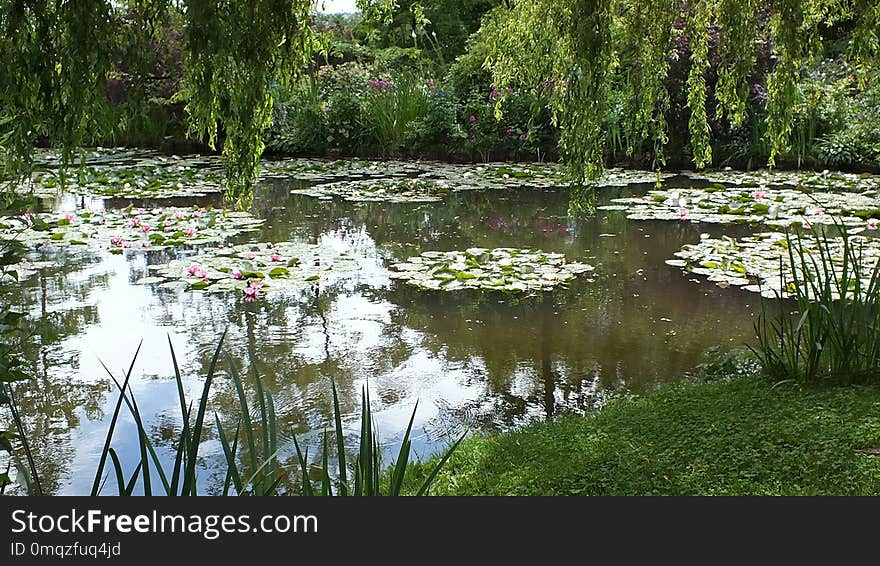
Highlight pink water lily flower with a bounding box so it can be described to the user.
[867,218,878,230]
[141,224,151,233]
[174,212,184,220]
[195,268,208,280]
[140,241,148,248]
[753,190,768,200]
[231,270,243,280]
[805,207,824,216]
[22,212,35,227]
[129,217,141,228]
[802,219,813,229]
[243,280,263,302]
[185,227,197,237]
[270,253,282,262]
[187,264,200,276]
[246,252,256,260]
[678,208,689,220]
[64,213,75,222]
[110,236,126,247]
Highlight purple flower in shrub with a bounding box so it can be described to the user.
[469,115,476,123]
[506,128,515,136]
[519,134,527,141]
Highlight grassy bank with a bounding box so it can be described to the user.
[410,376,880,495]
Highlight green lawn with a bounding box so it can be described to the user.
[413,376,880,495]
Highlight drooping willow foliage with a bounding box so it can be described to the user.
[181,0,317,208]
[482,0,880,181]
[0,0,319,207]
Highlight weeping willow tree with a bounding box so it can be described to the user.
[0,0,319,208]
[480,0,880,182]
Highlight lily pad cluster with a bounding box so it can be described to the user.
[145,241,364,295]
[291,178,454,203]
[599,186,880,229]
[0,205,264,253]
[684,168,880,193]
[388,248,594,292]
[23,160,223,200]
[667,232,880,298]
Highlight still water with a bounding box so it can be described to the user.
[9,169,760,494]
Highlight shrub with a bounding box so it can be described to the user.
[266,77,330,155]
[403,88,466,153]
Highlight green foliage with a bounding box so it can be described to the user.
[407,375,880,495]
[359,72,430,154]
[403,88,466,152]
[0,0,117,179]
[180,0,319,209]
[751,224,880,383]
[266,76,329,155]
[480,0,879,178]
[0,196,39,495]
[357,0,499,65]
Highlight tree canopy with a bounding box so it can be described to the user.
[481,0,879,180]
[1,0,318,207]
[1,0,878,204]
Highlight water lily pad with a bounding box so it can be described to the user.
[0,205,264,253]
[669,231,880,299]
[389,248,594,293]
[146,241,364,295]
[22,152,223,199]
[599,185,880,229]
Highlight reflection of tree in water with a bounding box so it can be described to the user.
[5,256,112,494]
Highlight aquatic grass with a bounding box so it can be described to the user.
[75,333,461,496]
[360,72,430,154]
[751,220,880,383]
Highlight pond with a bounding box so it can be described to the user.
[6,154,807,494]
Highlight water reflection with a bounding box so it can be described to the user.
[8,174,761,494]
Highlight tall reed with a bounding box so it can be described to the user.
[5,332,461,495]
[751,223,880,383]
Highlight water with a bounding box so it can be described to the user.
[7,168,761,494]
